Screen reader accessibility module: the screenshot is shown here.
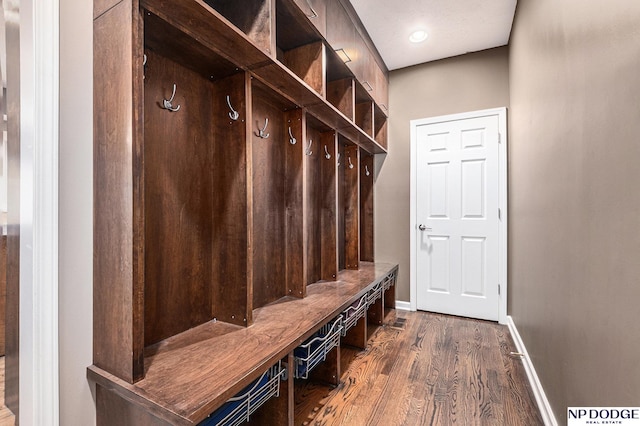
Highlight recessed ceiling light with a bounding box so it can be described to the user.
[409,30,428,43]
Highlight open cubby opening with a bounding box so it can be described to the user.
[359,150,374,262]
[305,115,338,285]
[374,104,388,149]
[280,41,326,97]
[251,80,301,309]
[142,23,251,345]
[204,0,275,56]
[354,84,374,137]
[326,78,354,120]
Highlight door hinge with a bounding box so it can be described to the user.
[498,208,501,220]
[498,284,501,295]
[498,133,502,143]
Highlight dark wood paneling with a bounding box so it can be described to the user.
[337,143,345,270]
[248,355,293,425]
[282,41,326,97]
[88,262,398,425]
[373,63,389,114]
[210,72,252,326]
[341,315,366,350]
[94,0,121,20]
[343,145,359,269]
[143,51,215,345]
[291,0,327,37]
[96,385,171,426]
[326,78,354,121]
[308,345,340,386]
[305,124,322,285]
[144,13,239,82]
[251,86,288,308]
[367,296,383,328]
[204,0,275,56]
[285,108,305,298]
[325,0,354,61]
[374,105,388,149]
[320,131,338,281]
[276,0,323,51]
[93,0,145,383]
[355,101,373,137]
[141,0,269,69]
[359,150,374,262]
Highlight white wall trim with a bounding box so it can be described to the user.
[19,0,60,423]
[395,300,411,311]
[506,316,558,426]
[409,107,508,324]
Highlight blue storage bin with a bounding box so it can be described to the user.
[199,361,285,426]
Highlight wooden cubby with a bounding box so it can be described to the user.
[91,0,392,424]
[360,149,374,263]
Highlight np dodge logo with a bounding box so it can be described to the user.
[568,408,640,425]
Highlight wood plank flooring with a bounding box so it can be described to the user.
[0,357,15,425]
[295,310,543,426]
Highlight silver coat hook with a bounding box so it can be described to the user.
[324,145,331,159]
[256,118,270,138]
[365,165,371,176]
[306,139,313,156]
[288,127,297,145]
[162,84,181,112]
[143,54,147,66]
[337,152,341,166]
[226,95,239,121]
[348,156,354,169]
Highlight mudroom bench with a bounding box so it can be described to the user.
[88,262,398,425]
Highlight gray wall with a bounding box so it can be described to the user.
[376,47,510,302]
[59,0,94,423]
[509,0,640,420]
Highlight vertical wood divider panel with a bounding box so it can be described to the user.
[343,144,359,270]
[359,150,374,262]
[341,316,366,350]
[211,72,253,326]
[320,131,338,280]
[308,345,340,386]
[248,355,293,425]
[337,142,345,270]
[285,108,306,298]
[93,0,145,383]
[374,106,388,150]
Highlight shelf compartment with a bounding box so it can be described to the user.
[293,316,343,379]
[374,104,388,150]
[359,149,374,262]
[281,41,326,98]
[342,142,360,270]
[355,100,374,138]
[305,115,338,285]
[341,294,367,336]
[251,80,300,309]
[204,0,275,56]
[199,361,286,426]
[383,269,397,291]
[326,78,354,121]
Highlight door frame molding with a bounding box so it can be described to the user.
[409,107,508,324]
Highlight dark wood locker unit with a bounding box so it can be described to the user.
[360,149,374,263]
[292,0,327,37]
[91,0,393,424]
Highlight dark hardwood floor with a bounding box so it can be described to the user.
[295,310,543,426]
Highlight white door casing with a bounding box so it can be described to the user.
[410,108,507,324]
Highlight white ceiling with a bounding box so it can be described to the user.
[350,0,518,71]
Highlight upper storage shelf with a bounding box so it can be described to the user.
[141,0,388,154]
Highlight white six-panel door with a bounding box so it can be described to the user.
[413,111,502,321]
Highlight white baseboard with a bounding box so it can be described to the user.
[395,301,412,311]
[506,316,558,426]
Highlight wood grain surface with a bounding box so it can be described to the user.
[89,262,398,425]
[0,358,15,425]
[300,311,544,426]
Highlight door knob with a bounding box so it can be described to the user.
[418,224,432,231]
